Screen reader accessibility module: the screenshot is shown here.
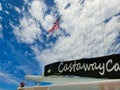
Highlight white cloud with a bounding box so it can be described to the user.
[14,6,21,13]
[0,72,19,85]
[29,0,46,22]
[13,0,54,44]
[13,0,120,67]
[0,88,7,90]
[101,0,120,19]
[37,0,120,65]
[14,17,41,44]
[0,24,2,38]
[0,2,2,11]
[42,15,55,31]
[29,0,56,32]
[0,2,2,38]
[0,16,2,38]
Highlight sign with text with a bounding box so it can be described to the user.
[44,54,120,79]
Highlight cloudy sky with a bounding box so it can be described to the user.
[13,0,120,64]
[0,0,120,89]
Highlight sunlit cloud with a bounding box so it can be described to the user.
[13,0,120,68]
[14,6,21,14]
[0,2,2,11]
[0,2,2,38]
[14,17,41,44]
[0,72,19,85]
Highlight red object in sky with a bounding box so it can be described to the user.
[48,16,61,33]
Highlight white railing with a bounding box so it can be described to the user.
[18,79,120,90]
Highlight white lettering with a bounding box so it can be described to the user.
[58,59,120,76]
[106,59,113,72]
[98,63,105,75]
[58,62,64,73]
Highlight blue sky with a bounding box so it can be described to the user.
[0,0,120,90]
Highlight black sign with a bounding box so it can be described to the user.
[44,54,120,79]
